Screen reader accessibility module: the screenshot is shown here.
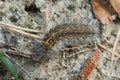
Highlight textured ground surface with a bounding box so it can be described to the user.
[0,0,120,80]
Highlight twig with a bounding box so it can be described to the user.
[60,45,88,51]
[97,43,120,58]
[111,27,120,75]
[65,48,90,59]
[0,22,40,33]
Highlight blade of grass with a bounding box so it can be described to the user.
[0,51,18,80]
[110,27,120,76]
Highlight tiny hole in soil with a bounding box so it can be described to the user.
[106,37,110,41]
[67,4,75,11]
[25,4,39,13]
[1,0,5,2]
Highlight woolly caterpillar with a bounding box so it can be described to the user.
[30,24,100,62]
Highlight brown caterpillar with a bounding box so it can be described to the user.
[30,24,100,62]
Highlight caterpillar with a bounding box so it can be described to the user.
[30,24,101,62]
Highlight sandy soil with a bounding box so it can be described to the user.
[0,0,120,80]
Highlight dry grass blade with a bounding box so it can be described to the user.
[0,22,42,39]
[97,43,120,58]
[5,26,41,39]
[0,22,40,33]
[110,27,120,75]
[60,45,88,51]
[65,48,90,59]
[7,50,31,58]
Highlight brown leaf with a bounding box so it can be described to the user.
[92,0,113,25]
[109,0,120,15]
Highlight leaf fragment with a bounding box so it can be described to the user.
[0,51,18,80]
[109,0,120,15]
[92,0,114,25]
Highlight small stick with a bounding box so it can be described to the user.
[61,45,88,51]
[97,43,120,58]
[66,48,90,59]
[0,22,40,33]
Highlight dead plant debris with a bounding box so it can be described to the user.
[92,0,120,25]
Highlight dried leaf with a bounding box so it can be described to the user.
[92,0,113,25]
[109,0,120,15]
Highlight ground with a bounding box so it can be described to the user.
[0,0,120,80]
